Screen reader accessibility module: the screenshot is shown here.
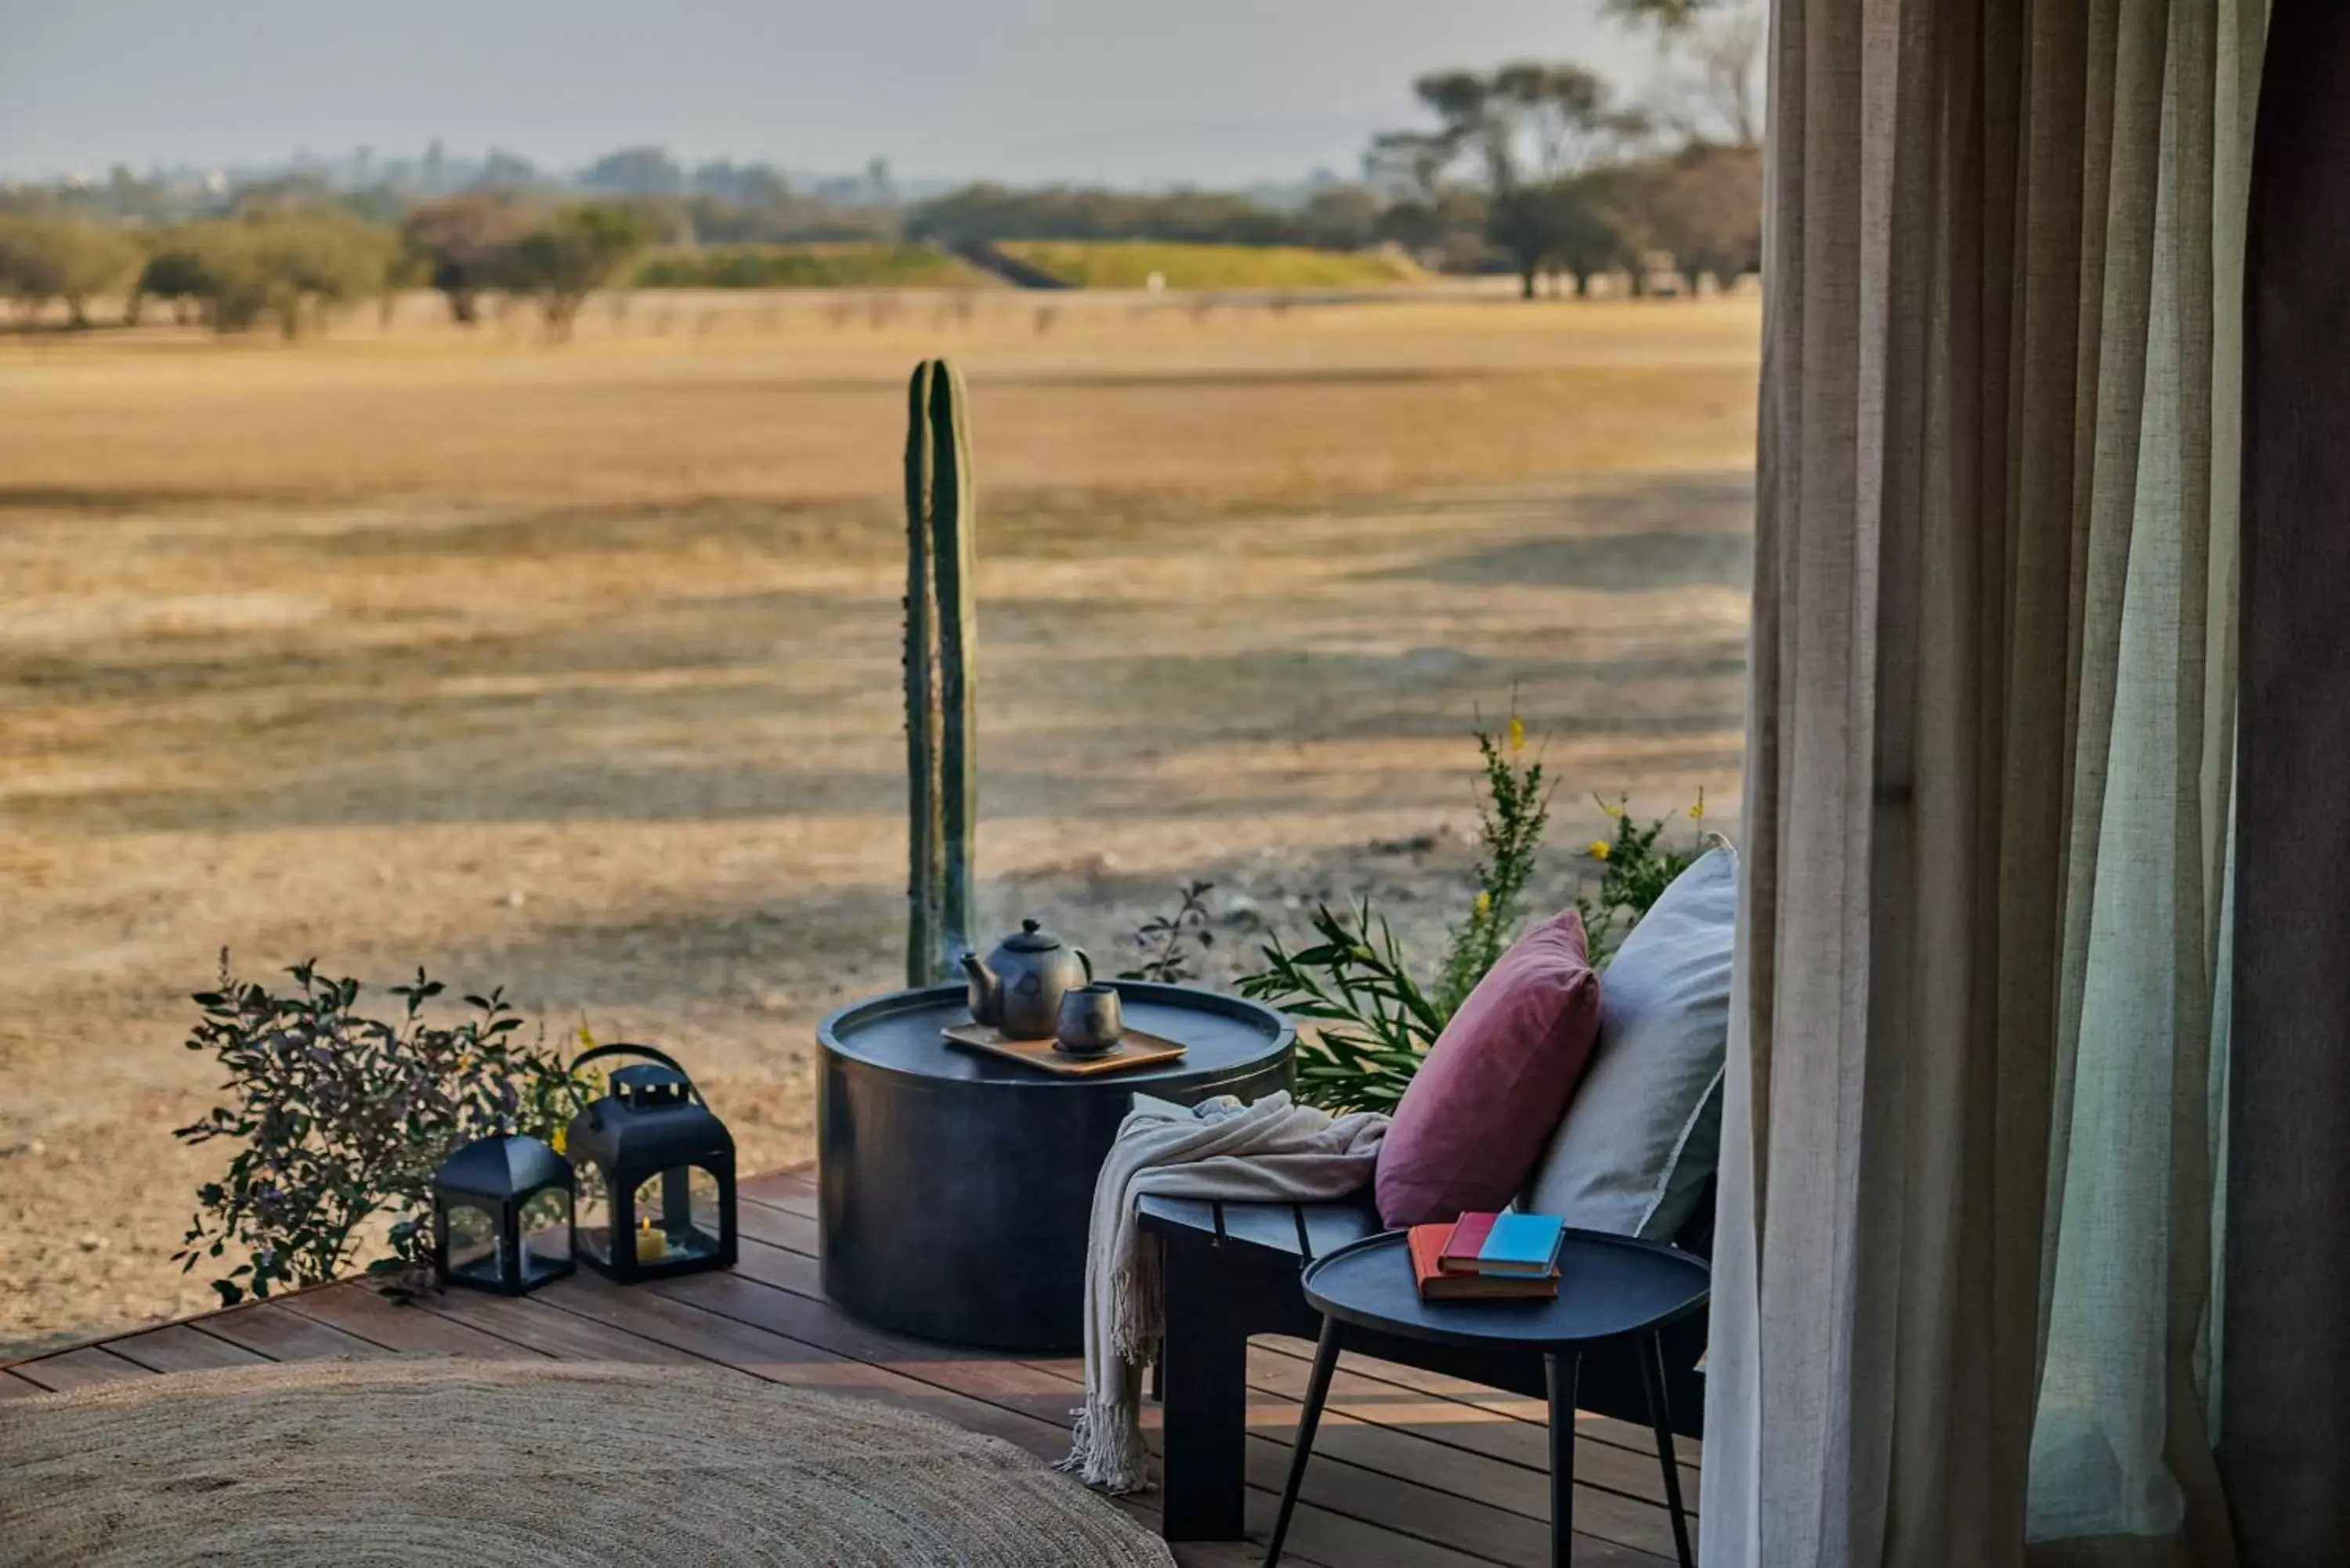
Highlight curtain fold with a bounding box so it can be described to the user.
[1705,3,2261,1563]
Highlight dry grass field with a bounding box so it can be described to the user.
[0,288,1759,1353]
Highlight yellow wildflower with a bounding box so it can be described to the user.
[549,1126,566,1155]
[1690,789,1707,821]
[1603,799,1625,820]
[576,1022,596,1051]
[1473,889,1493,917]
[1506,715,1526,753]
[1587,840,1612,861]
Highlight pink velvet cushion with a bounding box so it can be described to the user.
[1373,909,1603,1228]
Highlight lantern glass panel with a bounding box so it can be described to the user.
[575,1162,613,1265]
[630,1164,725,1264]
[445,1202,504,1285]
[519,1187,573,1284]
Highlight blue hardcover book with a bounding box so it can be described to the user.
[1473,1212,1566,1277]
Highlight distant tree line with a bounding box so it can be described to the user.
[0,5,1761,330]
[0,199,649,339]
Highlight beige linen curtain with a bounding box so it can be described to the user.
[1704,2,2263,1564]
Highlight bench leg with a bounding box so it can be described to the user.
[1266,1316,1343,1567]
[1160,1246,1251,1541]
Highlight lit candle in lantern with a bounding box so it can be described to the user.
[635,1218,665,1263]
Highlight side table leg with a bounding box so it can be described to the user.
[1547,1350,1582,1568]
[1640,1332,1695,1568]
[1265,1316,1343,1567]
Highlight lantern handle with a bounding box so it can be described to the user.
[571,1042,706,1104]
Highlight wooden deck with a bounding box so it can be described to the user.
[2,1166,1698,1566]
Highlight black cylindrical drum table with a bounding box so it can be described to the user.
[817,981,1293,1352]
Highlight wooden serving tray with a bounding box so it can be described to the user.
[941,1021,1188,1076]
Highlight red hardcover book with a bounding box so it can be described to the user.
[1437,1212,1500,1274]
[1408,1224,1560,1300]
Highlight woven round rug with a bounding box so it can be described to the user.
[0,1358,1173,1567]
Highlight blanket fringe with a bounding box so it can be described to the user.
[1056,1395,1154,1494]
[1108,1242,1162,1367]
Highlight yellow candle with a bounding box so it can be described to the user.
[634,1219,665,1263]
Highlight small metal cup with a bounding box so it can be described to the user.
[1055,984,1124,1056]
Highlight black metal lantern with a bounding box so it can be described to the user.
[432,1133,577,1295]
[565,1044,736,1283]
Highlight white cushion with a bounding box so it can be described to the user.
[1520,845,1735,1239]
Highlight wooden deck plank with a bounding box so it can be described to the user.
[417,1288,702,1364]
[282,1283,550,1360]
[9,1345,152,1393]
[736,1194,821,1255]
[1,1369,48,1397]
[740,1172,819,1220]
[194,1301,389,1363]
[656,1265,1108,1416]
[1261,1334,1705,1468]
[740,1164,818,1207]
[727,1228,828,1295]
[103,1322,270,1375]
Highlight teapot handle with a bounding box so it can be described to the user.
[1076,947,1094,983]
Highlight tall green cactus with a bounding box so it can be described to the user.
[903,359,978,986]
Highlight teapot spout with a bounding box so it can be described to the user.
[958,952,1001,1024]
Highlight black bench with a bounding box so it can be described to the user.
[1140,1185,1713,1541]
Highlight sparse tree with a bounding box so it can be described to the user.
[132,232,215,324]
[0,216,140,327]
[1373,63,1649,298]
[244,211,398,338]
[400,195,531,324]
[1546,172,1634,296]
[1636,141,1765,291]
[509,201,647,341]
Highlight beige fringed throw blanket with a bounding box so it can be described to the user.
[1056,1090,1388,1494]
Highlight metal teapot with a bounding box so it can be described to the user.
[960,919,1094,1040]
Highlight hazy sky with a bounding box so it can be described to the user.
[0,0,1661,186]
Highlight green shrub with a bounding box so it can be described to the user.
[1575,790,1710,964]
[1239,710,1712,1113]
[174,955,596,1302]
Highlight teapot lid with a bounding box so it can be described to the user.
[1000,917,1063,953]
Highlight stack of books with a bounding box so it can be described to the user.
[1406,1211,1566,1301]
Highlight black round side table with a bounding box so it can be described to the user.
[817,980,1292,1353]
[1270,1228,1708,1568]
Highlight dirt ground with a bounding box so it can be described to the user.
[0,290,1758,1353]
